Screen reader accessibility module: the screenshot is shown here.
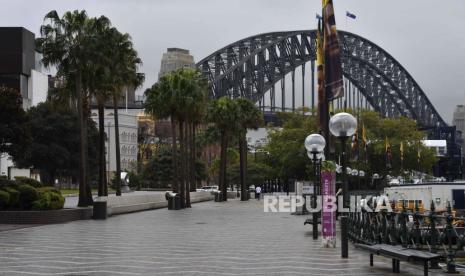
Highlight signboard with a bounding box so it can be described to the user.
[321,171,336,247]
[302,185,314,195]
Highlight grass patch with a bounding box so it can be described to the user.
[59,189,115,196]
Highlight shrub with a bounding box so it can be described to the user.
[0,177,17,189]
[37,187,62,195]
[3,187,19,208]
[15,177,42,188]
[32,192,51,210]
[17,185,39,210]
[0,190,9,209]
[32,190,64,210]
[48,192,65,210]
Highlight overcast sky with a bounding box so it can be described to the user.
[1,0,464,123]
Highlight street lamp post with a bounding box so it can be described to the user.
[305,134,326,240]
[329,112,357,208]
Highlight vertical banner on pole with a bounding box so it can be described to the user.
[321,171,336,247]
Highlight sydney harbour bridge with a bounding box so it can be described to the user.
[196,30,464,178]
[196,30,447,129]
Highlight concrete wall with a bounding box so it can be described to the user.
[107,192,214,216]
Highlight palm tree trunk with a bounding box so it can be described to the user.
[170,118,178,193]
[239,132,248,201]
[191,123,196,192]
[98,103,105,197]
[83,95,94,201]
[113,96,121,196]
[178,120,186,208]
[220,131,228,201]
[77,72,93,207]
[185,122,191,208]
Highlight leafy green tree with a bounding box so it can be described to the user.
[356,110,437,178]
[228,160,272,190]
[265,110,317,183]
[11,102,99,186]
[0,87,28,158]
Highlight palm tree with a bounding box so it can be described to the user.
[145,69,207,207]
[207,97,240,201]
[145,75,179,195]
[105,29,144,196]
[37,10,95,206]
[179,69,208,207]
[235,98,263,201]
[83,16,113,197]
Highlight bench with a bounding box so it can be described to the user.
[355,243,441,276]
[303,214,321,225]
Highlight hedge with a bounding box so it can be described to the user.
[17,185,39,210]
[14,177,42,188]
[0,180,65,211]
[0,190,9,209]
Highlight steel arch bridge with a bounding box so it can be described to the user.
[196,30,446,128]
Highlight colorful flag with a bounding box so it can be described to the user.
[346,11,356,19]
[323,0,344,100]
[385,137,392,169]
[316,18,326,134]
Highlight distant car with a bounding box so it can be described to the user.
[248,185,255,192]
[198,186,219,192]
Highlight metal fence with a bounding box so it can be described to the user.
[347,200,465,272]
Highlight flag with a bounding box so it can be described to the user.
[323,0,344,100]
[346,11,356,19]
[417,141,421,165]
[385,137,392,169]
[400,141,404,170]
[351,129,359,161]
[316,18,326,134]
[362,124,368,163]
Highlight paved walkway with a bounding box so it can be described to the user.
[0,199,446,275]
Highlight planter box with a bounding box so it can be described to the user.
[0,208,92,224]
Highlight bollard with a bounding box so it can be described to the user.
[92,197,107,219]
[445,201,457,273]
[341,216,348,258]
[312,195,318,240]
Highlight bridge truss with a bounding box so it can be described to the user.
[196,30,446,128]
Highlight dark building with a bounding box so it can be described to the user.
[0,27,34,101]
[0,27,48,109]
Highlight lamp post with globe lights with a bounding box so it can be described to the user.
[305,134,326,240]
[329,112,357,208]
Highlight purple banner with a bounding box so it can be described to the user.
[321,171,336,238]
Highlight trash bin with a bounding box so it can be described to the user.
[166,192,181,210]
[214,191,222,202]
[93,197,107,219]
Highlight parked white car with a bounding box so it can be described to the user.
[197,186,219,192]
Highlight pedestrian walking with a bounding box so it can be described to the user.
[255,186,262,200]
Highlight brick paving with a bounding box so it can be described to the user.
[0,198,447,275]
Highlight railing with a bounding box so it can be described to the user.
[347,200,465,273]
